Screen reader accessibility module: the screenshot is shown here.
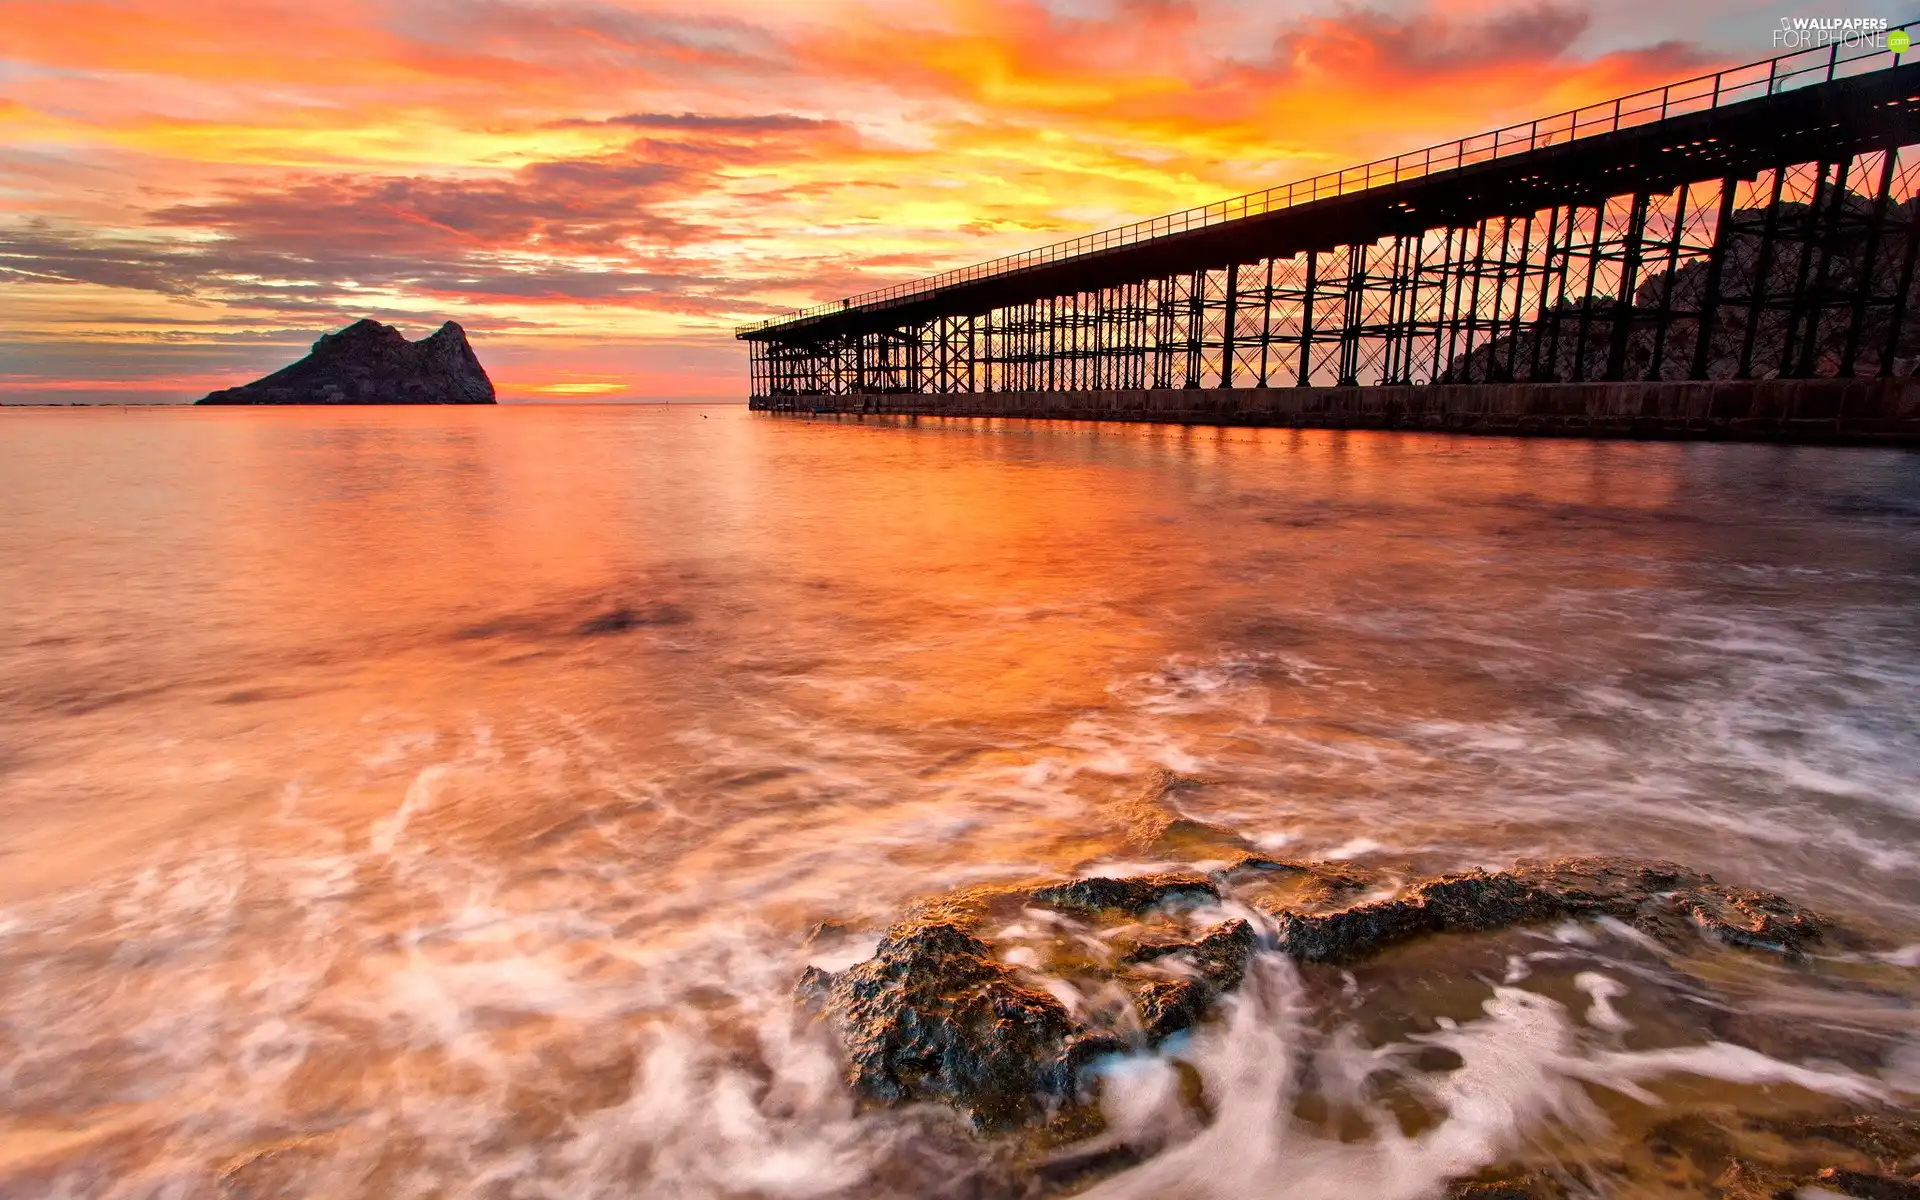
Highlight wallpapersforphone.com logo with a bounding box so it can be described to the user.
[1772,16,1909,51]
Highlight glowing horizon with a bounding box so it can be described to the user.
[0,0,1811,403]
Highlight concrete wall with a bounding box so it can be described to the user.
[754,379,1920,446]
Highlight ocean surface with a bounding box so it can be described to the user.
[1,403,1917,1198]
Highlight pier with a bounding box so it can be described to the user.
[740,35,1920,444]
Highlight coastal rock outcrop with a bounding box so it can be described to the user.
[197,319,495,405]
[798,922,1082,1129]
[799,856,1833,1131]
[1258,855,1829,963]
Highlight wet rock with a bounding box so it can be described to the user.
[805,921,1078,1129]
[806,919,858,944]
[1711,1157,1799,1200]
[1060,1032,1129,1075]
[1223,854,1379,915]
[198,319,495,405]
[804,903,1254,1126]
[1110,768,1250,856]
[1125,919,1256,992]
[801,857,1839,1134]
[1270,857,1826,965]
[1444,1172,1561,1200]
[1817,1168,1920,1199]
[908,882,1039,928]
[1131,978,1212,1042]
[1225,854,1372,888]
[794,964,835,1014]
[1764,1114,1920,1166]
[1647,1111,1739,1166]
[1446,1183,1543,1200]
[1117,920,1257,1042]
[1670,884,1826,954]
[1029,874,1218,916]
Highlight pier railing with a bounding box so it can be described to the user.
[736,24,1915,336]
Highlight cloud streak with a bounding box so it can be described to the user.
[0,0,1756,401]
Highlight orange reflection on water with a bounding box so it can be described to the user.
[1,404,1916,1197]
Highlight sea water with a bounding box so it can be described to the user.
[1,405,1916,1197]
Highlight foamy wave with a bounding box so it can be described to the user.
[1079,959,1888,1200]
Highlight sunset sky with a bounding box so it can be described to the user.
[0,1,1876,402]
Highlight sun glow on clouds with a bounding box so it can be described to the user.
[528,382,630,396]
[0,0,1752,402]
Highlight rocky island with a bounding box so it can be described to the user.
[197,319,495,405]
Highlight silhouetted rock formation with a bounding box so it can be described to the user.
[197,320,495,405]
[1440,188,1920,384]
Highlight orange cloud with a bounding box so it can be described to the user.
[0,0,1746,403]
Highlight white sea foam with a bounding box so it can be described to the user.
[1573,972,1632,1033]
[1878,943,1920,967]
[1323,836,1386,861]
[1079,962,1890,1200]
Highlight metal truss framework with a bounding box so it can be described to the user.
[748,148,1920,401]
[744,51,1920,407]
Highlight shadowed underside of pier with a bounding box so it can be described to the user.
[738,36,1920,444]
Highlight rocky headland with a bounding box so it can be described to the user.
[197,319,495,405]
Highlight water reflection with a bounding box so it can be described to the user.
[0,405,1916,1196]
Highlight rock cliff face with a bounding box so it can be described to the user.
[197,320,495,405]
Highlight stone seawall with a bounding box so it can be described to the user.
[751,380,1920,446]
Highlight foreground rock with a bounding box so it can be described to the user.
[798,922,1085,1129]
[1259,855,1827,963]
[799,879,1254,1129]
[799,855,1832,1130]
[197,319,495,405]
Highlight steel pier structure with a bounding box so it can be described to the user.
[738,36,1920,443]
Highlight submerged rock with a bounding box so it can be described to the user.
[1602,1108,1920,1200]
[1108,767,1252,856]
[198,319,495,405]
